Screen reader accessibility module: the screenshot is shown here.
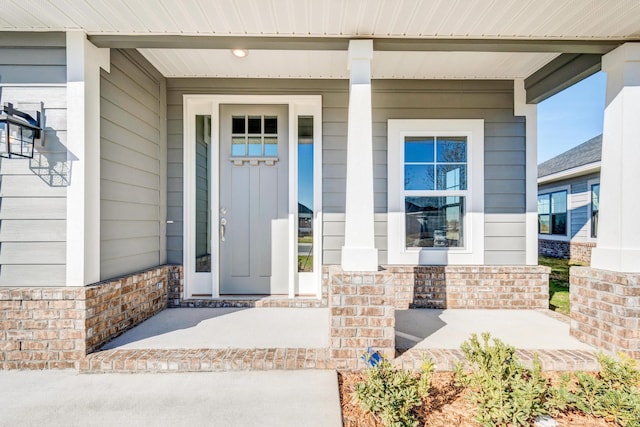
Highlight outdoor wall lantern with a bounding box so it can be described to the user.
[0,103,41,159]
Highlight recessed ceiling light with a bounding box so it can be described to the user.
[231,49,249,58]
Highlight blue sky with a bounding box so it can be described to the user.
[537,71,606,163]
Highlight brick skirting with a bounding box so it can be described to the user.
[569,242,596,264]
[570,267,640,359]
[539,239,595,264]
[365,265,549,310]
[1,266,170,369]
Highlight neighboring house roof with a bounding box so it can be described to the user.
[538,134,602,179]
[298,203,313,215]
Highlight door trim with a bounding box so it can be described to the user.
[183,94,323,299]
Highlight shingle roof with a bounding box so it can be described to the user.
[538,134,602,178]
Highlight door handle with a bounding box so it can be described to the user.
[220,218,227,241]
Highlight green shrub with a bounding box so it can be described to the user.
[564,353,640,427]
[354,355,434,427]
[454,333,558,427]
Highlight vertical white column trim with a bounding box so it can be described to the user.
[514,79,539,266]
[591,42,640,272]
[341,39,378,271]
[65,31,109,286]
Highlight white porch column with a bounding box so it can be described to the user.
[341,40,378,271]
[591,43,640,273]
[514,80,539,266]
[66,31,110,286]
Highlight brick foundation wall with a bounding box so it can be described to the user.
[85,266,169,353]
[1,266,170,369]
[326,266,396,370]
[570,242,595,265]
[570,267,640,359]
[539,239,595,264]
[444,266,550,309]
[539,239,570,259]
[0,288,85,369]
[378,265,549,309]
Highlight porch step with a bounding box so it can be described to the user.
[394,348,601,372]
[79,347,601,373]
[80,348,333,373]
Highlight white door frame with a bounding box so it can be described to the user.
[183,94,323,299]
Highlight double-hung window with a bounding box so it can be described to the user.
[404,136,466,248]
[388,119,484,265]
[538,190,568,236]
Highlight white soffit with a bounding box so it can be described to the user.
[0,0,639,39]
[139,49,559,79]
[0,0,640,39]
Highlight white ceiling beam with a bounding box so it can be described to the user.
[88,34,624,54]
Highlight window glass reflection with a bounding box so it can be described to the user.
[298,116,314,272]
[405,165,435,190]
[404,137,434,163]
[195,115,212,272]
[405,196,464,248]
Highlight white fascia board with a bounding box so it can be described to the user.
[537,162,601,185]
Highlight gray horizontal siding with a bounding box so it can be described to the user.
[0,79,67,285]
[100,49,165,280]
[166,79,526,266]
[0,32,66,84]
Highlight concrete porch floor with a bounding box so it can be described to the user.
[395,309,594,351]
[85,307,600,373]
[102,308,330,350]
[101,307,593,352]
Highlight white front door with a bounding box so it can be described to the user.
[219,105,289,295]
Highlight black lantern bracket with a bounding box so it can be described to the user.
[0,102,42,159]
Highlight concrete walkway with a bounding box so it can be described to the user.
[0,370,342,427]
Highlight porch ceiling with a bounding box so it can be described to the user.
[2,1,638,84]
[1,0,639,39]
[139,49,560,79]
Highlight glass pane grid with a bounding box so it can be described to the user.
[230,115,278,157]
[404,136,467,191]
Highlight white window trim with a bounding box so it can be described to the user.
[387,119,484,265]
[183,94,323,299]
[587,178,600,242]
[537,184,571,242]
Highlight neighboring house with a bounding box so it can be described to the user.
[0,2,639,368]
[538,135,601,263]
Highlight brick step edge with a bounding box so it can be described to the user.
[79,348,333,373]
[394,349,601,372]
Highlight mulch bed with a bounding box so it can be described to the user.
[339,371,615,427]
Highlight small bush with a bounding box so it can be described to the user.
[454,332,558,427]
[563,353,640,427]
[354,355,434,427]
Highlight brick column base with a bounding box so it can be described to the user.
[570,267,640,359]
[326,266,395,370]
